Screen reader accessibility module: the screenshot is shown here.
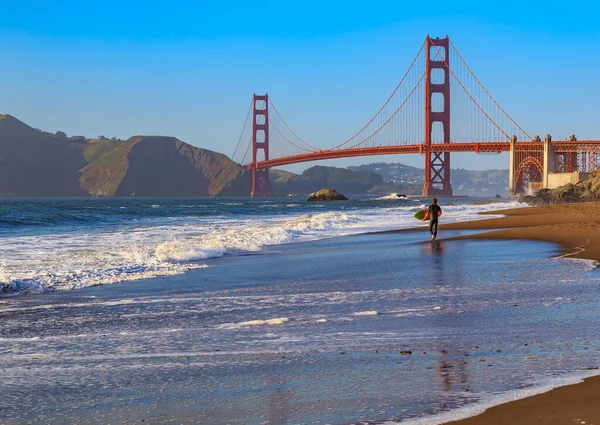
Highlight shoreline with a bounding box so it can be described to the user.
[384,201,600,262]
[2,201,599,424]
[441,374,600,425]
[399,201,600,425]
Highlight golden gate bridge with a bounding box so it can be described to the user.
[232,36,600,197]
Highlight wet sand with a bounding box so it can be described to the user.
[442,201,600,262]
[445,375,600,425]
[405,201,600,425]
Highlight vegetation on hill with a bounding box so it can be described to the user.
[83,138,125,163]
[349,162,509,196]
[0,115,249,197]
[79,136,249,197]
[270,166,383,195]
[0,114,512,198]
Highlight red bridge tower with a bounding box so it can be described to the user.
[423,36,453,197]
[251,94,271,197]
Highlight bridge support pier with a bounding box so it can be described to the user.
[509,136,516,195]
[250,94,271,197]
[543,134,555,188]
[422,36,453,197]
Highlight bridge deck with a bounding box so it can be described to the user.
[247,141,600,169]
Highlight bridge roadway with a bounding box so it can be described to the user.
[247,140,600,169]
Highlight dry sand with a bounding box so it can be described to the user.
[402,201,600,425]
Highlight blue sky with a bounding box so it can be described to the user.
[1,0,599,171]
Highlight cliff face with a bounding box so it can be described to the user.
[79,136,250,197]
[0,115,250,197]
[0,115,88,196]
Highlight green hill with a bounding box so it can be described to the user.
[270,166,383,195]
[0,115,250,197]
[79,136,249,197]
[83,138,125,163]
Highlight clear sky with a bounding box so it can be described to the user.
[1,0,598,172]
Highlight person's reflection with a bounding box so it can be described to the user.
[422,241,445,286]
[438,358,452,392]
[422,240,444,256]
[267,377,291,425]
[431,241,444,255]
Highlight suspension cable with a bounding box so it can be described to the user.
[436,45,511,140]
[325,40,427,151]
[450,41,533,141]
[331,41,443,150]
[344,71,427,150]
[232,97,253,160]
[268,98,321,151]
[267,115,314,152]
[240,136,252,165]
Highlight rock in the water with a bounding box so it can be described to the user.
[307,188,348,202]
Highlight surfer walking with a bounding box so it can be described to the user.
[423,198,442,240]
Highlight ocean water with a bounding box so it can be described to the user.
[0,197,520,296]
[1,197,599,424]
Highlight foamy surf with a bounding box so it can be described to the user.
[220,317,290,329]
[0,199,526,297]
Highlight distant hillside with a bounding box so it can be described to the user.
[348,162,509,196]
[270,166,383,196]
[0,114,509,198]
[0,115,250,197]
[0,115,88,196]
[80,136,249,197]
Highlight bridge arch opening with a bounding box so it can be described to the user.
[514,157,543,194]
[431,93,444,113]
[429,46,446,61]
[255,114,266,125]
[255,129,266,144]
[255,149,266,162]
[431,121,444,144]
[431,68,445,84]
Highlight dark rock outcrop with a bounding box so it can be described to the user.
[307,188,348,202]
[518,170,600,205]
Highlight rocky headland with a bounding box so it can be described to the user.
[518,170,600,206]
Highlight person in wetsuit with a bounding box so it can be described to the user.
[425,198,442,240]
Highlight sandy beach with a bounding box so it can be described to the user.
[442,201,600,262]
[430,201,600,425]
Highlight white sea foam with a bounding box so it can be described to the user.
[554,257,599,271]
[383,370,600,425]
[374,193,409,200]
[0,200,525,296]
[237,317,289,327]
[153,211,355,262]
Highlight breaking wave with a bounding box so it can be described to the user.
[0,212,355,296]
